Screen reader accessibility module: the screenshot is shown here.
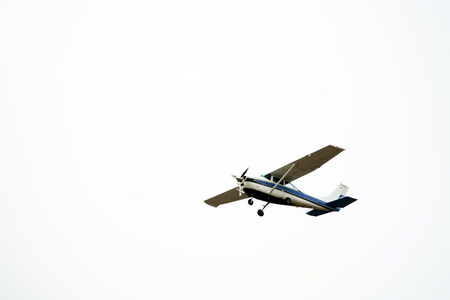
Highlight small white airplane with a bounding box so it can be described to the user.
[204,145,357,217]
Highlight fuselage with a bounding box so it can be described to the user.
[242,176,339,212]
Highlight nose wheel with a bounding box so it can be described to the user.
[248,198,253,206]
[257,202,270,217]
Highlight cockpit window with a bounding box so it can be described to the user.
[261,174,299,191]
[285,181,295,189]
[262,173,271,180]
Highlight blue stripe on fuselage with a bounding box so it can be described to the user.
[251,179,335,211]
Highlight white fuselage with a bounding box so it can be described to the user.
[242,177,332,211]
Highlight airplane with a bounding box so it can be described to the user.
[204,145,357,217]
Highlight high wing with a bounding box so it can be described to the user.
[204,188,248,207]
[270,145,345,182]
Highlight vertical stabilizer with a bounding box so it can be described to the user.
[319,183,349,202]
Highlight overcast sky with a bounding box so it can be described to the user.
[1,1,449,299]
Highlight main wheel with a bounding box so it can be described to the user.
[248,199,254,206]
[286,197,292,205]
[257,209,264,217]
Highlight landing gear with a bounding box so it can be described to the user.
[257,202,270,217]
[248,199,254,206]
[286,197,292,205]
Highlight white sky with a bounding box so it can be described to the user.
[1,0,449,299]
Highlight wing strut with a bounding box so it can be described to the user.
[268,163,296,195]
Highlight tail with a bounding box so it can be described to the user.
[307,183,356,217]
[318,183,349,202]
[307,196,357,216]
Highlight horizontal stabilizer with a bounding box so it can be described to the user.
[307,196,357,217]
[327,196,357,208]
[307,209,333,217]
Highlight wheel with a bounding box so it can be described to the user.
[286,197,292,205]
[257,209,264,217]
[248,199,254,206]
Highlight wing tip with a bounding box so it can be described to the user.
[204,200,219,207]
[329,144,345,151]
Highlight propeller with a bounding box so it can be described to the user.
[240,167,249,178]
[232,167,249,196]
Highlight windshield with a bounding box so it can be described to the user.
[262,173,271,180]
[261,174,299,191]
